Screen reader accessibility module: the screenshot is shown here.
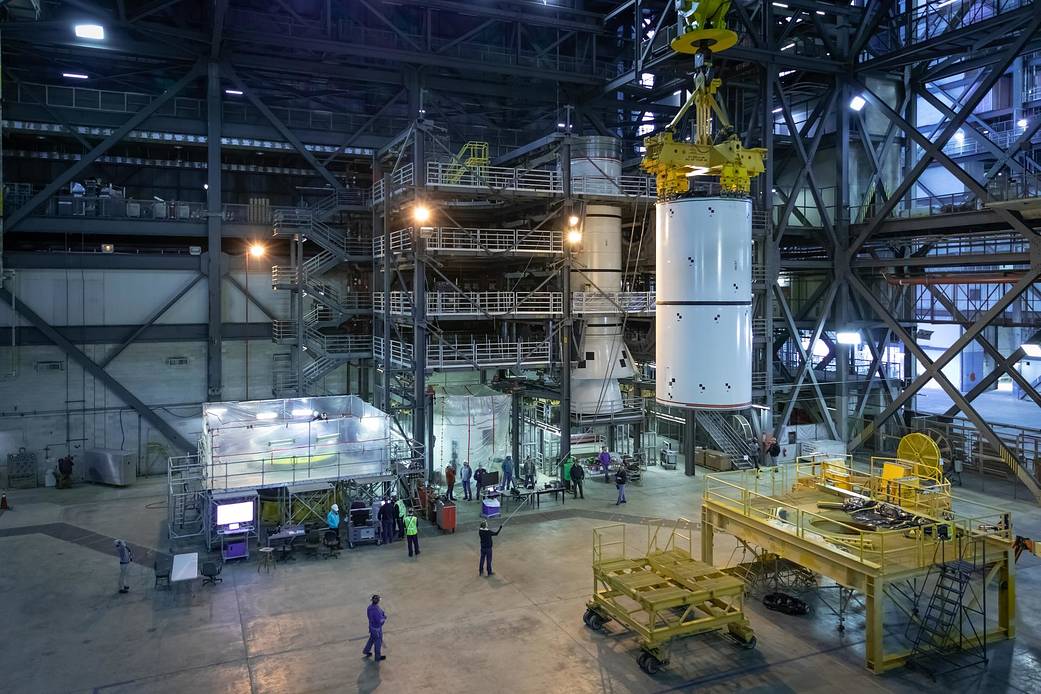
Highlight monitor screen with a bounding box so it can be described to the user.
[216,501,254,526]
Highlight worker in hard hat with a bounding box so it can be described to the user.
[326,504,341,531]
[394,494,407,539]
[403,506,420,557]
[363,594,387,661]
[378,497,396,545]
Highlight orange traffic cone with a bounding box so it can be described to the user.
[0,493,9,510]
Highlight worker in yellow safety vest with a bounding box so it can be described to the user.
[404,508,420,558]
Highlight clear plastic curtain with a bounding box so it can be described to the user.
[432,385,511,474]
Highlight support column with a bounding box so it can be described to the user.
[206,61,223,400]
[999,547,1017,638]
[380,169,392,413]
[559,138,573,461]
[294,233,305,394]
[511,391,521,477]
[835,77,852,442]
[864,575,885,673]
[683,410,696,476]
[413,236,428,474]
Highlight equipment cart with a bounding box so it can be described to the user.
[583,519,755,675]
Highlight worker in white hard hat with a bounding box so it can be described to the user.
[327,504,341,531]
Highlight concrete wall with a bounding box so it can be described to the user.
[0,267,356,484]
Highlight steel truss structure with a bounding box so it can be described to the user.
[2,1,1040,499]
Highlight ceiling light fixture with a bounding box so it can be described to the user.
[62,72,89,80]
[74,24,105,40]
[849,94,867,112]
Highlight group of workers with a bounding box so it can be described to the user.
[326,495,421,557]
[442,456,540,502]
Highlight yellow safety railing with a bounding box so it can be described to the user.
[704,459,1012,576]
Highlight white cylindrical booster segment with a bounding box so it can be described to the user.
[656,197,752,409]
[568,137,634,415]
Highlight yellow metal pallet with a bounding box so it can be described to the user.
[585,521,755,675]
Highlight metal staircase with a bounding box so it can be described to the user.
[696,411,758,470]
[167,454,205,540]
[269,190,373,396]
[906,538,989,676]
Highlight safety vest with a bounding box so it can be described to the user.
[404,515,418,536]
[396,500,406,517]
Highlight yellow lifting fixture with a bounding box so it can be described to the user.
[641,1,765,198]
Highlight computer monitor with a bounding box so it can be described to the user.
[216,501,254,526]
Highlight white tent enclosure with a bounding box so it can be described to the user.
[431,384,511,474]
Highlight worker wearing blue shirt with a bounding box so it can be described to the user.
[363,594,387,661]
[326,503,341,529]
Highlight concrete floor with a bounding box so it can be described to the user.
[3,465,1041,694]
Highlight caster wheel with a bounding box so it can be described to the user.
[637,653,648,669]
[739,636,757,650]
[640,655,662,675]
[582,610,595,627]
[588,614,605,630]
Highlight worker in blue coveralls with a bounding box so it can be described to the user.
[363,594,387,661]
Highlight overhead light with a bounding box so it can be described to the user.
[101,243,114,254]
[836,331,862,346]
[249,243,266,258]
[225,89,243,96]
[413,205,431,223]
[772,107,783,113]
[291,407,316,417]
[1022,343,1041,358]
[779,69,796,77]
[566,229,583,245]
[777,273,791,287]
[316,432,340,443]
[772,2,789,6]
[816,10,826,15]
[62,72,89,80]
[1018,118,1028,128]
[782,43,795,51]
[567,214,581,226]
[849,95,867,112]
[74,24,105,40]
[954,128,964,141]
[557,122,566,128]
[203,183,209,190]
[255,411,278,420]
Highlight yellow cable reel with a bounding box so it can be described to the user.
[897,432,943,480]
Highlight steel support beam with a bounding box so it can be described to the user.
[99,273,204,369]
[0,287,194,453]
[206,61,224,401]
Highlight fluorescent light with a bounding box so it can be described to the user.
[291,407,315,417]
[1022,343,1041,358]
[1018,118,1028,128]
[74,24,105,40]
[816,10,826,15]
[772,107,783,113]
[836,331,862,346]
[316,432,340,443]
[782,43,795,51]
[267,438,295,447]
[557,122,566,127]
[255,411,278,420]
[225,89,243,96]
[772,2,789,6]
[779,69,796,77]
[849,95,867,112]
[62,72,89,80]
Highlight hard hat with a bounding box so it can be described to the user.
[332,504,339,512]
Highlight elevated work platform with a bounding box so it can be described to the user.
[702,457,1015,673]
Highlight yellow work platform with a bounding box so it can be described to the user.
[585,519,755,675]
[702,456,1015,674]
